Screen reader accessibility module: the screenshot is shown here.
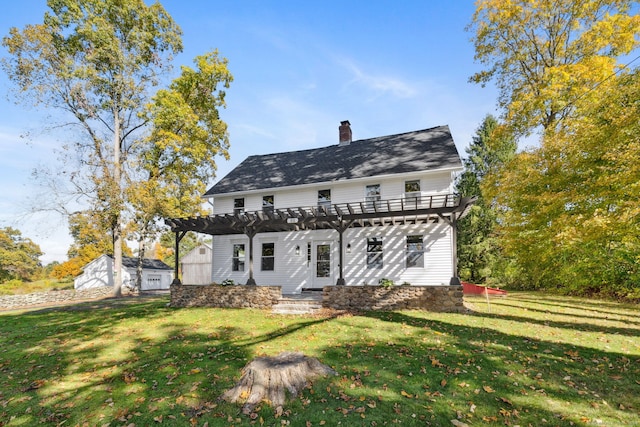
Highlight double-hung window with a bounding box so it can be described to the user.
[366,237,383,269]
[318,189,331,213]
[406,235,424,268]
[234,198,245,215]
[404,180,421,207]
[261,243,275,271]
[365,184,381,211]
[262,195,274,213]
[232,244,245,272]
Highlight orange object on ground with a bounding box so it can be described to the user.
[462,281,507,296]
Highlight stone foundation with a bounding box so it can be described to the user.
[322,285,465,312]
[0,287,118,310]
[170,284,282,309]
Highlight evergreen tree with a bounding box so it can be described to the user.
[456,115,516,284]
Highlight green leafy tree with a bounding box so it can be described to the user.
[0,227,43,282]
[53,209,133,279]
[127,51,232,290]
[469,0,640,298]
[456,115,516,284]
[2,1,230,295]
[469,0,640,136]
[489,71,640,298]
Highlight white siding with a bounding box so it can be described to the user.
[211,222,453,293]
[74,255,113,290]
[341,222,452,287]
[207,168,459,292]
[212,170,455,215]
[181,244,212,285]
[75,255,173,291]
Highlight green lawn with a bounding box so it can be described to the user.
[0,278,74,295]
[0,292,638,426]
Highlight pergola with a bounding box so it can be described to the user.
[165,193,476,286]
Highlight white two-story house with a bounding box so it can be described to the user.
[166,121,474,294]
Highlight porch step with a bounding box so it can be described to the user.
[272,294,323,315]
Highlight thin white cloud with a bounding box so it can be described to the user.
[337,57,418,100]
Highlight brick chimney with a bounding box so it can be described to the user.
[339,120,352,146]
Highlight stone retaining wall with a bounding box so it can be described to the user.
[323,285,465,312]
[170,284,282,309]
[0,287,117,310]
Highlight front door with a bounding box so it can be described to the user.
[312,242,333,288]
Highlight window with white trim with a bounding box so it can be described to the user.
[365,184,381,211]
[262,195,274,213]
[404,180,421,206]
[232,244,245,272]
[261,243,275,271]
[318,189,331,212]
[366,237,383,269]
[406,235,424,268]
[234,198,245,215]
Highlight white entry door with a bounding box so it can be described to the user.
[312,242,333,288]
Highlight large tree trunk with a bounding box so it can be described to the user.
[221,352,336,414]
[112,108,123,298]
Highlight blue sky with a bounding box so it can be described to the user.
[0,1,499,264]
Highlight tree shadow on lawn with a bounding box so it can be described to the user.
[357,310,640,426]
[474,299,640,332]
[2,300,640,426]
[0,301,346,426]
[506,294,640,319]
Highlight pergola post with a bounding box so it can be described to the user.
[331,219,353,286]
[449,212,461,286]
[172,231,187,285]
[336,228,346,286]
[245,227,257,286]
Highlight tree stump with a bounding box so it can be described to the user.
[220,352,337,413]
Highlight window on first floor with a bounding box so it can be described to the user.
[261,242,275,271]
[232,244,245,272]
[406,235,424,268]
[366,237,383,269]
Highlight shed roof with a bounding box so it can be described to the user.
[205,125,461,196]
[118,256,173,271]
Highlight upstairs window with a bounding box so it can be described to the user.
[365,184,381,211]
[262,195,274,213]
[404,180,421,206]
[406,235,424,268]
[366,237,383,269]
[318,189,331,212]
[234,198,245,215]
[261,243,275,271]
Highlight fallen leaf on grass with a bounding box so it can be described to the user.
[483,385,495,393]
[450,420,470,427]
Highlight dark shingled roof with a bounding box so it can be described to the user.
[116,256,173,271]
[205,125,462,196]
